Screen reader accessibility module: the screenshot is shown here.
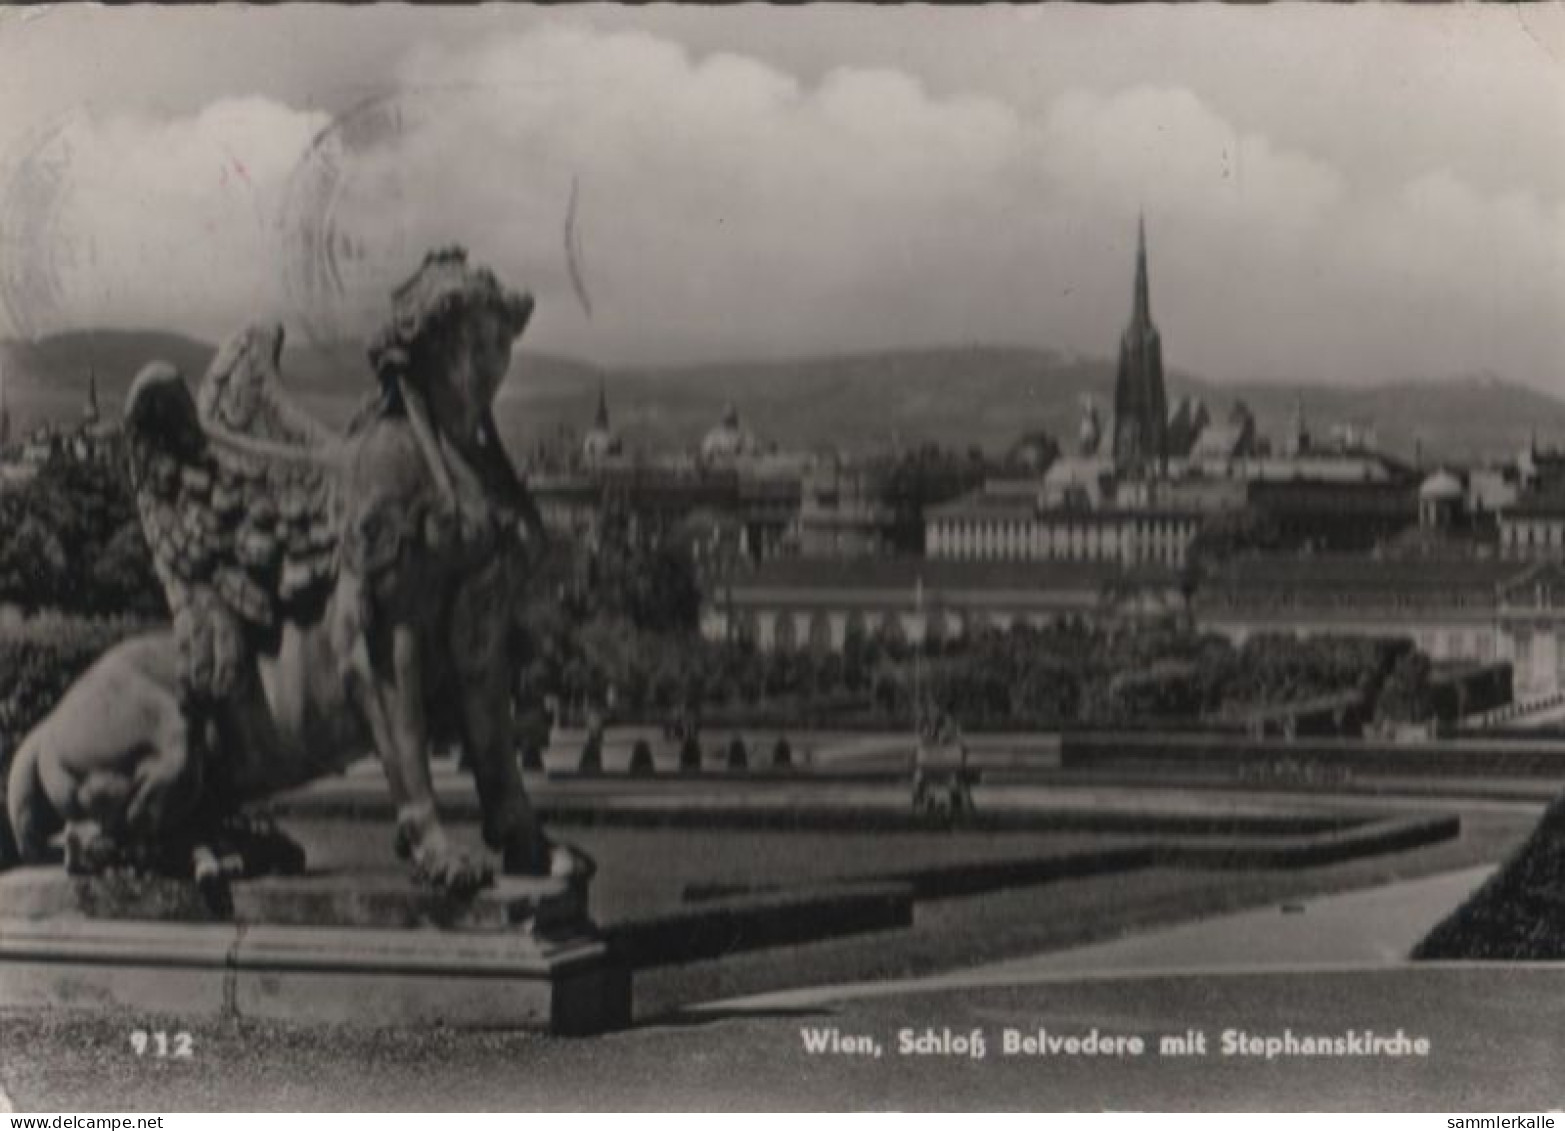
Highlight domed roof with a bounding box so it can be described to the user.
[1419,469,1463,501]
[701,401,756,461]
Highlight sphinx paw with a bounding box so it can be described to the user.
[397,803,492,894]
[63,822,125,876]
[231,813,307,877]
[411,844,493,895]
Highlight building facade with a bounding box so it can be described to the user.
[796,460,901,559]
[1498,493,1565,560]
[531,463,801,566]
[924,492,1201,568]
[1193,552,1565,702]
[707,548,1565,703]
[1194,555,1512,665]
[701,558,1186,653]
[1494,563,1565,698]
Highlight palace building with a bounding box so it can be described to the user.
[700,557,1187,653]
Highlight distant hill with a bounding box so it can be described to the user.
[551,346,1114,457]
[1216,374,1565,465]
[0,330,218,432]
[0,329,605,435]
[4,330,1562,462]
[515,349,1565,461]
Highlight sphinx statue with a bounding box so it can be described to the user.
[3,248,586,895]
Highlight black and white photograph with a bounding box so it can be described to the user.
[0,0,1562,1113]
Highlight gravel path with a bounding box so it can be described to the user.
[2,967,1558,1110]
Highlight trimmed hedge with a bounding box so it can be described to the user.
[0,615,152,748]
[628,739,655,776]
[880,843,1154,899]
[1429,662,1512,723]
[1060,731,1565,779]
[1156,814,1461,870]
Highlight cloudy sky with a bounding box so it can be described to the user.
[1,3,1562,390]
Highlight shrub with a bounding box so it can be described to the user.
[0,455,164,618]
[679,734,702,772]
[726,735,748,771]
[1104,660,1202,720]
[1429,661,1512,722]
[771,735,793,769]
[1374,651,1435,725]
[628,738,655,776]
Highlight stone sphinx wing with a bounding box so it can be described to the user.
[198,323,337,450]
[124,324,341,700]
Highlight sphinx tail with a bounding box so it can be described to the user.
[0,737,19,869]
[1,736,55,869]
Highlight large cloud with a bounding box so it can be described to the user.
[0,98,328,340]
[2,18,1560,391]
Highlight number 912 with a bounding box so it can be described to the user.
[129,1030,194,1059]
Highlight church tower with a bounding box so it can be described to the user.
[593,381,610,431]
[581,380,621,465]
[83,366,100,425]
[0,358,10,450]
[1112,215,1168,476]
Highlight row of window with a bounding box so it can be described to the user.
[1413,628,1496,663]
[1507,628,1565,682]
[1501,519,1565,550]
[928,517,1195,540]
[727,607,1085,651]
[1210,591,1484,611]
[927,518,1196,565]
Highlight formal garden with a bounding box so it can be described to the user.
[0,449,1506,761]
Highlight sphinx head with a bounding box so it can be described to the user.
[367,247,534,440]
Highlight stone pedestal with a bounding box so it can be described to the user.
[0,868,631,1034]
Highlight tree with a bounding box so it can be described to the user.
[1375,651,1435,725]
[877,443,990,554]
[1186,508,1285,582]
[1003,430,1061,474]
[0,513,68,609]
[0,452,162,617]
[89,520,165,618]
[578,497,701,634]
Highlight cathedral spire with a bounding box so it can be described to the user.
[84,366,100,425]
[1133,212,1151,327]
[1113,212,1168,476]
[0,356,9,449]
[1133,209,1158,330]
